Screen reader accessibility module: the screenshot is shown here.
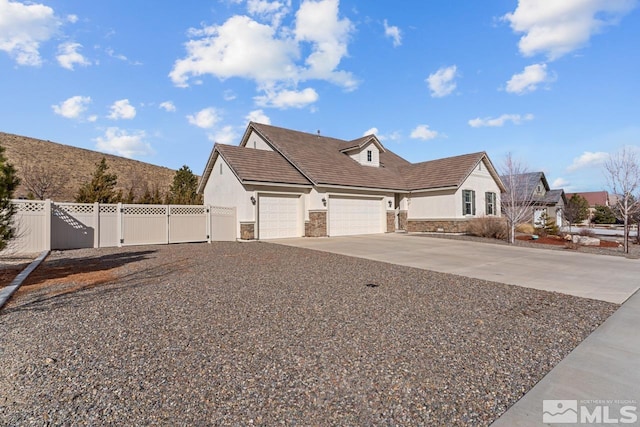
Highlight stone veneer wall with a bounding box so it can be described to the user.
[305,211,327,237]
[406,219,469,233]
[398,211,408,231]
[386,211,395,232]
[240,222,255,240]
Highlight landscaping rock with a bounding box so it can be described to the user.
[572,235,601,246]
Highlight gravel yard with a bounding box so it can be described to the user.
[0,242,617,426]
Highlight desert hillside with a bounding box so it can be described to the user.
[0,132,177,202]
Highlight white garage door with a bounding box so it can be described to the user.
[329,196,383,236]
[258,194,301,239]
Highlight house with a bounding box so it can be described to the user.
[565,191,610,224]
[198,123,505,240]
[501,171,567,227]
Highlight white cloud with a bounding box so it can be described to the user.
[567,151,609,172]
[208,125,238,145]
[170,0,356,104]
[383,19,401,47]
[94,127,154,158]
[56,42,91,70]
[294,0,356,89]
[505,63,553,94]
[552,177,570,188]
[426,65,458,98]
[468,113,534,128]
[51,95,91,119]
[246,109,271,124]
[223,90,237,101]
[503,0,637,60]
[108,99,136,120]
[363,127,378,136]
[187,107,220,129]
[66,14,78,24]
[0,0,61,66]
[410,125,439,141]
[247,0,290,27]
[87,115,97,122]
[159,101,176,112]
[254,87,318,109]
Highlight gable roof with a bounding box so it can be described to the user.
[566,191,609,207]
[216,144,311,186]
[500,171,566,205]
[199,122,504,193]
[401,152,504,192]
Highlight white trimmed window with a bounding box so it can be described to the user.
[367,149,372,162]
[462,190,476,216]
[486,192,496,215]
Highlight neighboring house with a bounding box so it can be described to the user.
[500,172,567,227]
[565,191,610,224]
[198,122,505,240]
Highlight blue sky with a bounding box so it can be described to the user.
[1,0,639,192]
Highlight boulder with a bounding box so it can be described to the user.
[571,235,600,246]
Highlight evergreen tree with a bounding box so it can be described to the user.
[592,204,617,224]
[75,158,120,203]
[564,194,590,233]
[168,165,201,205]
[0,145,20,250]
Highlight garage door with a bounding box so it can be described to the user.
[329,196,383,236]
[258,194,301,239]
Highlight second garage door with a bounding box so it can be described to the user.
[258,194,301,239]
[329,196,384,236]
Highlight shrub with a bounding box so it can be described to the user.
[467,217,508,240]
[516,223,535,234]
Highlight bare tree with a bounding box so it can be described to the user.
[499,153,537,244]
[604,147,640,253]
[20,161,65,200]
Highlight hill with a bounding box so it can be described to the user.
[0,132,176,202]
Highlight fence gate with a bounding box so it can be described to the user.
[210,206,236,242]
[51,203,96,250]
[121,204,169,246]
[169,205,208,244]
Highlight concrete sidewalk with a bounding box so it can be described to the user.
[275,233,640,425]
[491,288,640,426]
[275,233,640,304]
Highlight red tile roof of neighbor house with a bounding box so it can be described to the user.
[566,191,609,207]
[198,122,506,193]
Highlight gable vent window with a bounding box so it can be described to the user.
[463,190,476,216]
[367,150,372,162]
[220,163,223,175]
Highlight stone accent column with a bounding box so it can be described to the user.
[386,211,395,232]
[399,210,408,231]
[240,222,255,240]
[305,210,327,237]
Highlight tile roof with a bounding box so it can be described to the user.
[216,144,311,186]
[500,172,566,205]
[565,191,609,207]
[400,152,489,191]
[250,123,410,190]
[199,122,504,193]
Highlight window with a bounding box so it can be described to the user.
[367,150,372,162]
[462,190,476,216]
[219,163,223,175]
[486,192,496,215]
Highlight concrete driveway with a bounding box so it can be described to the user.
[275,233,640,304]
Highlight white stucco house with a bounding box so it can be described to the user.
[198,122,506,240]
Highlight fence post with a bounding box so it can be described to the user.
[44,199,52,251]
[206,205,212,243]
[166,205,170,244]
[93,202,100,248]
[117,202,123,247]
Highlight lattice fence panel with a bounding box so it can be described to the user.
[14,201,46,213]
[122,205,168,216]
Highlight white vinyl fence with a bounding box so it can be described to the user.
[3,200,236,254]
